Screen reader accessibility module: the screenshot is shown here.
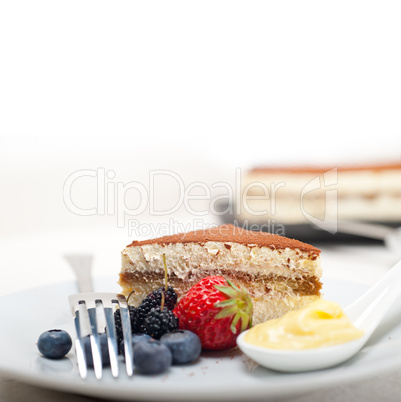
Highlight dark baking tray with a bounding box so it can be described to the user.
[216,202,399,245]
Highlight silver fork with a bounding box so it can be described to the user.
[68,292,134,379]
[64,254,94,293]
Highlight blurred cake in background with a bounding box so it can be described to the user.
[231,162,401,240]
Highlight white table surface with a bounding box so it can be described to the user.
[1,230,401,402]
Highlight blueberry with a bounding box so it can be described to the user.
[132,333,153,346]
[120,333,153,357]
[37,329,72,359]
[133,339,172,374]
[82,333,110,367]
[160,330,201,364]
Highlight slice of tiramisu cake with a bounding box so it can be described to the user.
[119,224,322,325]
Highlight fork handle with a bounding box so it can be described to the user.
[336,221,395,240]
[73,266,94,293]
[65,255,94,293]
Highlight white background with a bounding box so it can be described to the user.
[1,1,401,141]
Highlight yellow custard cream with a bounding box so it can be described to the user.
[244,299,364,350]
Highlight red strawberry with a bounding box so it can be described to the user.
[173,276,253,350]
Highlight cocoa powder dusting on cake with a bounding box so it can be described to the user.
[250,162,401,174]
[127,224,320,253]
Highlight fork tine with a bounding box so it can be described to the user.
[87,305,103,379]
[97,300,119,378]
[73,307,88,379]
[76,300,95,379]
[117,294,134,376]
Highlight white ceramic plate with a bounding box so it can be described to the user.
[1,276,401,401]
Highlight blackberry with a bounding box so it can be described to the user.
[114,305,138,353]
[136,299,158,332]
[145,286,178,310]
[143,307,179,339]
[136,286,178,331]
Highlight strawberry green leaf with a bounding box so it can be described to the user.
[240,312,250,332]
[225,278,241,292]
[231,313,241,333]
[214,285,237,298]
[215,299,237,308]
[212,278,253,335]
[215,305,238,319]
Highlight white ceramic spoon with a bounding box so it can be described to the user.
[237,259,401,372]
